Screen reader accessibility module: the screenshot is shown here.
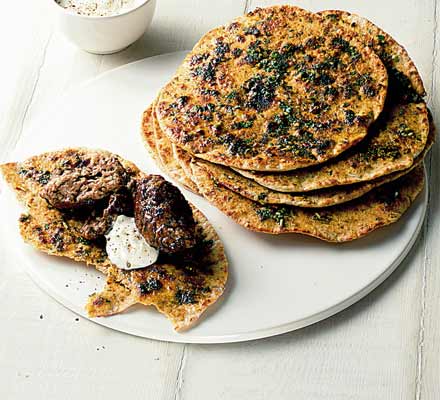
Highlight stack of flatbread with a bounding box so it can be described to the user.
[142,5,434,242]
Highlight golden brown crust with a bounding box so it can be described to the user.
[319,10,425,99]
[141,103,199,193]
[234,102,430,192]
[87,279,139,317]
[190,161,425,242]
[172,143,198,189]
[157,5,388,171]
[141,106,164,169]
[194,156,425,208]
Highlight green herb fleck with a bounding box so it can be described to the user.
[396,124,415,137]
[219,134,255,156]
[331,37,360,61]
[201,239,214,249]
[256,206,291,227]
[77,237,92,246]
[244,40,269,65]
[139,278,163,296]
[192,60,217,83]
[225,90,238,101]
[231,120,254,130]
[244,25,262,37]
[325,13,339,22]
[312,213,332,224]
[377,34,386,45]
[344,110,356,125]
[50,230,65,251]
[387,67,424,103]
[200,89,219,97]
[258,192,268,201]
[361,144,402,161]
[214,40,230,57]
[37,171,51,185]
[242,74,278,112]
[232,48,243,58]
[175,289,197,305]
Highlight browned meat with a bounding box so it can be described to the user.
[41,152,128,210]
[80,191,134,241]
[134,175,196,253]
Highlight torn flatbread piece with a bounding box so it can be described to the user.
[1,148,228,331]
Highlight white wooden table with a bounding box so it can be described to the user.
[0,1,439,398]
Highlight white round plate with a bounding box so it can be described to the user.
[0,52,427,344]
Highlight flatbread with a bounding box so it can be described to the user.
[190,161,425,242]
[194,157,424,208]
[152,104,200,193]
[141,103,199,193]
[178,119,434,207]
[141,106,164,169]
[319,10,425,102]
[157,5,388,171]
[234,102,430,192]
[1,149,228,331]
[86,207,227,331]
[173,142,197,187]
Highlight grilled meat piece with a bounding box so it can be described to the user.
[134,175,196,253]
[41,152,128,210]
[80,191,134,241]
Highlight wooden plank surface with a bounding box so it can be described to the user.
[0,1,438,399]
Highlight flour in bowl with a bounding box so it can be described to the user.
[55,0,139,17]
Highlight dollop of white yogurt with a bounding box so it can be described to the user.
[55,0,138,17]
[105,215,159,270]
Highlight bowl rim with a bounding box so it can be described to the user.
[50,0,155,20]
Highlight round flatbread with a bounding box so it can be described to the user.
[141,106,164,168]
[234,102,430,192]
[179,120,433,207]
[1,149,227,331]
[152,105,200,193]
[141,103,199,193]
[193,156,424,208]
[172,141,198,186]
[157,5,388,171]
[319,10,425,102]
[190,161,425,242]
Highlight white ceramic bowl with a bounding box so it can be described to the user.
[50,0,157,54]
